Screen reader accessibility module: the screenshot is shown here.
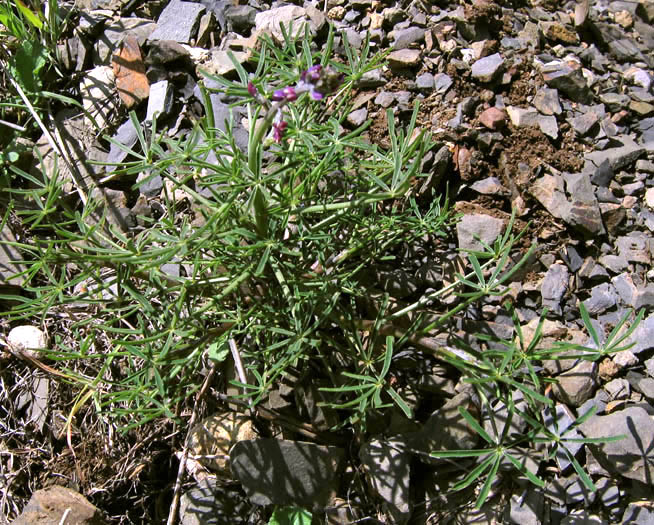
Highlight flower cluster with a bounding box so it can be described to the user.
[248,64,343,143]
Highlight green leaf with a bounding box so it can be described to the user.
[15,0,43,29]
[268,506,312,525]
[207,341,229,363]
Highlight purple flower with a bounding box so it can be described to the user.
[247,81,258,97]
[272,86,297,102]
[272,120,288,142]
[297,64,343,101]
[301,64,322,84]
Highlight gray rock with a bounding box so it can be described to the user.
[504,489,544,525]
[616,235,651,264]
[590,159,614,187]
[564,172,605,236]
[533,87,562,115]
[566,477,596,506]
[456,213,504,252]
[584,136,645,173]
[541,263,569,314]
[625,371,654,401]
[387,49,421,70]
[599,93,631,112]
[609,38,647,63]
[583,283,618,314]
[433,73,453,94]
[409,390,480,458]
[579,406,654,485]
[552,359,597,407]
[471,53,504,82]
[541,63,591,103]
[148,0,205,44]
[391,26,424,50]
[179,478,253,525]
[595,478,619,508]
[625,313,654,354]
[224,5,257,32]
[378,269,418,299]
[254,5,324,44]
[537,114,559,140]
[416,72,434,91]
[599,255,628,274]
[145,80,173,123]
[346,108,368,128]
[561,512,607,525]
[230,439,345,509]
[137,171,164,198]
[622,502,654,524]
[543,404,584,471]
[1,224,28,287]
[360,439,411,524]
[605,378,630,399]
[470,177,510,196]
[569,112,599,136]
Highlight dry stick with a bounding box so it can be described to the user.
[229,338,254,413]
[166,361,219,525]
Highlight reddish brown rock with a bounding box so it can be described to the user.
[478,107,506,130]
[12,486,107,525]
[112,34,150,108]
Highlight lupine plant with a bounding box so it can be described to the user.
[0,22,641,515]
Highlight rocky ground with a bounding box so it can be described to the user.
[2,0,654,523]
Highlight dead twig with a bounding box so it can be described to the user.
[166,361,219,525]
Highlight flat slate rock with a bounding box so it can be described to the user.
[148,0,205,43]
[579,406,654,485]
[230,438,345,509]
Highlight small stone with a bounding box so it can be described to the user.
[471,53,504,82]
[188,412,257,474]
[614,9,633,28]
[541,63,591,103]
[415,72,434,91]
[391,26,424,50]
[433,73,453,94]
[7,325,48,359]
[540,21,579,44]
[387,49,421,70]
[478,107,506,130]
[552,360,597,407]
[11,486,107,525]
[626,371,654,401]
[230,439,345,508]
[179,478,253,525]
[346,108,367,127]
[616,235,651,264]
[583,283,618,314]
[456,213,504,252]
[327,6,345,20]
[541,263,569,314]
[254,6,323,44]
[80,66,117,130]
[533,87,562,115]
[145,80,173,122]
[470,177,509,196]
[148,0,205,44]
[613,350,638,369]
[568,112,599,136]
